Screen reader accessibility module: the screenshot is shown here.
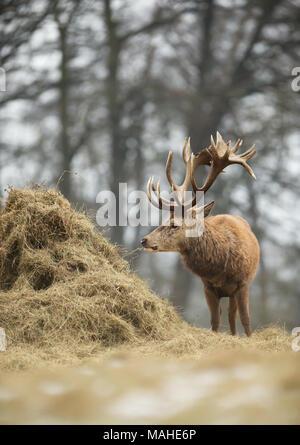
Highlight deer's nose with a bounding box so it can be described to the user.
[141,238,147,246]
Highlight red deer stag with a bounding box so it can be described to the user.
[141,132,260,336]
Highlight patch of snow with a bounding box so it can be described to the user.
[39,380,71,396]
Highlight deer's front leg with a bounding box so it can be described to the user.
[204,286,221,332]
[235,285,251,337]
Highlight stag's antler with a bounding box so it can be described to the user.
[146,132,256,215]
[190,131,256,193]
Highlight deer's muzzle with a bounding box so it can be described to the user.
[141,238,158,251]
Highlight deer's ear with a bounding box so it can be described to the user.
[186,200,215,218]
[204,200,215,218]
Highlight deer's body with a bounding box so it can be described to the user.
[142,132,259,336]
[181,215,259,288]
[180,215,260,336]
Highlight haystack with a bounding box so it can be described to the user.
[0,187,182,350]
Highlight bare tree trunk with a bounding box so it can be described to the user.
[57,23,72,199]
[53,1,79,201]
[104,0,125,246]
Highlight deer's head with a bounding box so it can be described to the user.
[141,132,256,253]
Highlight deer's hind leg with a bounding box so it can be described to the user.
[228,296,237,335]
[235,285,251,337]
[204,286,221,332]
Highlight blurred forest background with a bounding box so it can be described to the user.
[0,0,300,331]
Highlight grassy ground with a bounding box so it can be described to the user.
[0,326,293,371]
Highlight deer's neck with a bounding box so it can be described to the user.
[179,220,227,279]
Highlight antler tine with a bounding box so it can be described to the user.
[190,153,201,193]
[190,147,212,193]
[180,137,193,199]
[239,144,256,160]
[146,176,176,211]
[240,162,256,180]
[165,151,175,190]
[230,142,256,179]
[182,136,191,164]
[166,137,191,192]
[210,134,216,147]
[191,151,222,193]
[216,131,223,145]
[152,178,171,209]
[165,137,194,206]
[232,138,242,153]
[146,177,161,210]
[146,177,157,208]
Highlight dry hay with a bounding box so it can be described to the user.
[0,187,181,350]
[0,187,293,371]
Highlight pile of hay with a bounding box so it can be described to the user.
[0,187,292,371]
[0,187,181,347]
